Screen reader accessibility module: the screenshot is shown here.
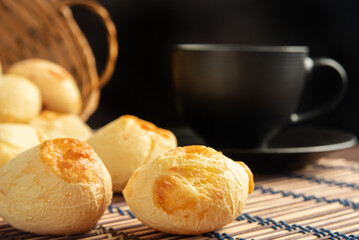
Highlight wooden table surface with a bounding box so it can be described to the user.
[1,145,359,240]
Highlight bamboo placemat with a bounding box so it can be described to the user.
[1,157,359,240]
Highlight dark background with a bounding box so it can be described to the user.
[73,0,359,142]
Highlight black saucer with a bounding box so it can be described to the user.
[172,125,357,173]
[220,125,357,172]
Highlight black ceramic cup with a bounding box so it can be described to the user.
[172,44,348,149]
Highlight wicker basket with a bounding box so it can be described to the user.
[0,0,118,121]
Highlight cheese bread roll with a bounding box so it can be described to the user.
[31,110,92,141]
[87,115,177,192]
[0,123,41,168]
[0,138,112,235]
[123,145,254,235]
[0,74,41,123]
[7,58,82,115]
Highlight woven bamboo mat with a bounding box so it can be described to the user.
[2,157,359,240]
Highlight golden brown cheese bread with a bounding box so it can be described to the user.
[0,138,112,235]
[0,74,42,123]
[123,145,254,235]
[87,115,177,192]
[0,123,41,168]
[30,110,93,141]
[7,58,82,115]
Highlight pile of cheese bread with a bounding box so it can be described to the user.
[0,59,254,236]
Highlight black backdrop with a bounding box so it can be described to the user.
[72,0,359,140]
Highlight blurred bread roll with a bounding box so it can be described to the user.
[0,74,42,123]
[31,110,92,141]
[0,138,112,235]
[123,145,254,235]
[7,58,82,115]
[87,115,177,192]
[0,123,41,168]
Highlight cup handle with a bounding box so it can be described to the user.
[290,57,348,123]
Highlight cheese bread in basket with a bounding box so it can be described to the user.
[0,0,118,121]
